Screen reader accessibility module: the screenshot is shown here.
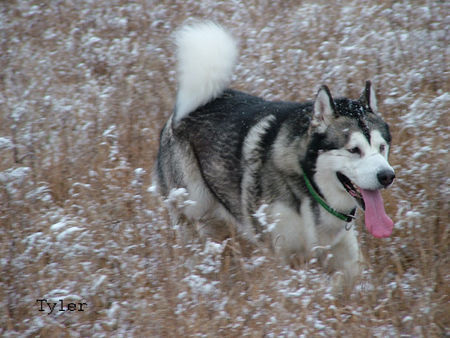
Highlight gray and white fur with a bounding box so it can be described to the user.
[154,22,395,289]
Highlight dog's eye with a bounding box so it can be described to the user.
[348,147,361,155]
[379,144,386,153]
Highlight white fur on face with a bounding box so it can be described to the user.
[314,130,393,210]
[345,130,393,189]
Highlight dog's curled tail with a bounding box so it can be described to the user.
[174,21,238,123]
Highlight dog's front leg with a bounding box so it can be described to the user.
[268,202,318,265]
[328,229,363,295]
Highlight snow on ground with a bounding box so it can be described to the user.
[0,0,448,336]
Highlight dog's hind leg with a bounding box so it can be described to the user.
[197,217,233,242]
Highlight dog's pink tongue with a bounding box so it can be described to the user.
[360,189,394,238]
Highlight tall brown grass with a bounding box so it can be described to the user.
[0,0,448,336]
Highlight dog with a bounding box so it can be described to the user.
[154,21,395,289]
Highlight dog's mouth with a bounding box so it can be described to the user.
[336,172,365,210]
[336,172,394,238]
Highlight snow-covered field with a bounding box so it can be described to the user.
[0,0,448,336]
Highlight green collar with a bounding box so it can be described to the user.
[302,172,355,223]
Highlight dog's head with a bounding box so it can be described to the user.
[305,81,395,237]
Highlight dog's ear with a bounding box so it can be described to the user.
[359,80,379,115]
[313,85,337,131]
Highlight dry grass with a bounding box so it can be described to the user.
[0,0,448,336]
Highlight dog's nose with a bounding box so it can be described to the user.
[377,169,395,187]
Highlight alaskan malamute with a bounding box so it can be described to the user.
[154,21,395,288]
